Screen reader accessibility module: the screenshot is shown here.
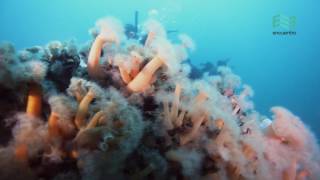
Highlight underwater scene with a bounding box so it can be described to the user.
[0,0,319,179]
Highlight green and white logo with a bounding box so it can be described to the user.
[272,14,297,35]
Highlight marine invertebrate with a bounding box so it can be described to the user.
[74,88,96,129]
[0,16,319,180]
[143,19,167,47]
[26,83,42,117]
[162,84,186,129]
[127,56,164,92]
[87,17,125,77]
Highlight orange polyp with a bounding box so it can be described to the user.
[180,115,206,145]
[87,35,106,77]
[48,112,61,139]
[86,111,104,129]
[15,144,28,162]
[127,56,164,92]
[130,55,142,78]
[26,83,42,117]
[74,89,95,130]
[118,64,132,84]
[70,150,79,159]
[195,91,209,105]
[215,119,224,130]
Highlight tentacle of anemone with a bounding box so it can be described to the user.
[15,143,29,163]
[74,81,85,103]
[194,91,208,107]
[86,111,105,129]
[144,31,155,47]
[180,115,206,145]
[241,142,256,160]
[127,56,164,92]
[74,126,109,150]
[26,83,42,117]
[175,110,186,127]
[87,35,106,77]
[74,89,95,130]
[75,91,83,103]
[118,64,132,84]
[170,84,181,125]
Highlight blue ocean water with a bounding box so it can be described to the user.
[0,0,319,138]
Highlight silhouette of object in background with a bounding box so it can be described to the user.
[125,11,139,39]
[187,58,230,79]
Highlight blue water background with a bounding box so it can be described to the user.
[0,0,319,138]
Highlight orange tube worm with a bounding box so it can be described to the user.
[194,91,208,107]
[180,115,206,145]
[15,144,28,162]
[85,111,105,130]
[74,89,95,130]
[175,110,186,127]
[48,112,61,140]
[87,35,106,77]
[127,56,164,92]
[130,51,143,78]
[118,63,132,84]
[26,83,42,117]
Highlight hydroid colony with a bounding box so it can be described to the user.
[0,17,319,180]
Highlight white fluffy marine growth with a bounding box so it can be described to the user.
[0,16,318,180]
